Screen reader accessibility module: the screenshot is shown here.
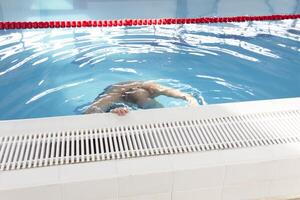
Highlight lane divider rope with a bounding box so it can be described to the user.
[0,14,299,30]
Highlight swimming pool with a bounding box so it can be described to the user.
[0,19,299,120]
[1,1,300,199]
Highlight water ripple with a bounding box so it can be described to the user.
[26,78,94,104]
[0,20,298,76]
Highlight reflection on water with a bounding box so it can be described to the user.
[0,19,300,120]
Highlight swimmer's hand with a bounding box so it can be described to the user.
[182,95,199,107]
[110,107,129,116]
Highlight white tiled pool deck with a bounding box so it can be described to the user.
[0,98,300,200]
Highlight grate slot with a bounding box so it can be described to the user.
[66,133,70,164]
[108,129,115,159]
[139,127,150,156]
[11,136,22,170]
[228,117,252,147]
[159,124,172,154]
[27,134,37,169]
[261,113,287,143]
[74,131,79,163]
[150,124,163,154]
[112,129,120,159]
[198,120,218,150]
[180,121,197,152]
[154,124,167,154]
[176,121,192,152]
[22,135,31,169]
[219,117,242,148]
[94,130,101,161]
[257,113,283,144]
[169,122,184,153]
[235,116,260,146]
[125,128,134,157]
[216,118,236,148]
[244,115,271,145]
[143,128,154,155]
[205,119,224,149]
[71,132,75,163]
[164,123,179,153]
[98,131,104,160]
[191,120,210,150]
[103,133,110,159]
[5,136,17,170]
[147,126,160,155]
[133,127,144,156]
[117,130,123,157]
[55,133,61,165]
[168,123,182,153]
[285,112,300,142]
[275,112,299,142]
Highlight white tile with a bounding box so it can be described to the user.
[118,172,173,197]
[0,166,60,190]
[270,143,300,160]
[271,158,300,180]
[173,166,225,191]
[0,170,3,188]
[60,161,118,200]
[116,155,173,197]
[221,181,269,200]
[172,187,222,200]
[0,184,62,200]
[119,192,171,200]
[267,178,300,198]
[222,146,274,165]
[223,161,276,185]
[171,151,225,170]
[117,155,172,176]
[60,160,117,183]
[61,178,118,200]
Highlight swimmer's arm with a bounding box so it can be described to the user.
[144,83,199,106]
[84,94,121,114]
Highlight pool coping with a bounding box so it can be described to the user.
[1,97,300,136]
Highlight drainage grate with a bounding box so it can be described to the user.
[1,110,300,171]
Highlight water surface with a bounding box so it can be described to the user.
[0,19,299,120]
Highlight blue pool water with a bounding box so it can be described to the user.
[0,20,300,120]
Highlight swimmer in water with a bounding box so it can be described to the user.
[84,81,199,116]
